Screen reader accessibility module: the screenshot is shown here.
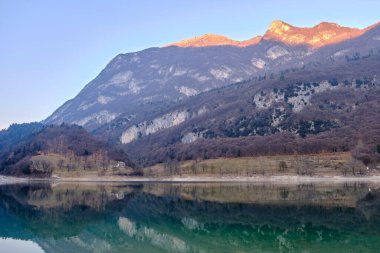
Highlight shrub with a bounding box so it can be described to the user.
[352,141,377,167]
[278,161,288,172]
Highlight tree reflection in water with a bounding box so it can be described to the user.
[0,182,380,253]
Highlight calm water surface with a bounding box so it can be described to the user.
[0,182,379,253]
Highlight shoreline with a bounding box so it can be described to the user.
[3,175,380,185]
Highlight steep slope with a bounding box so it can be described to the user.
[117,55,380,166]
[44,21,380,131]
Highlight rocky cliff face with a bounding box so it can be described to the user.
[120,110,190,144]
[121,53,380,165]
[132,72,379,146]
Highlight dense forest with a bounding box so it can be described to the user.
[0,122,43,152]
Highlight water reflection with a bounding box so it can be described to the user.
[0,182,380,252]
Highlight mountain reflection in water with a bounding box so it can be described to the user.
[0,182,380,253]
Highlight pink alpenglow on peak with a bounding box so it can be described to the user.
[167,20,379,48]
[166,33,262,48]
[263,20,366,47]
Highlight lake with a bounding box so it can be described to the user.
[0,181,379,252]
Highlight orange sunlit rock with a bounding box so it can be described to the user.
[167,20,378,48]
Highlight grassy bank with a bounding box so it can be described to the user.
[30,153,135,178]
[143,152,377,178]
[2,152,379,180]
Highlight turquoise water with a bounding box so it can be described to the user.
[0,182,379,252]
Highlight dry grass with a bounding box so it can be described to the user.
[143,152,369,177]
[31,153,134,177]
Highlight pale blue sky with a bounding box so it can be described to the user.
[1,0,379,130]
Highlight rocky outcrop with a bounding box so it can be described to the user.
[121,110,190,144]
[253,77,378,113]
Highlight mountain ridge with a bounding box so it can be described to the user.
[166,20,377,48]
[165,33,262,48]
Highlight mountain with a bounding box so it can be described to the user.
[119,55,380,166]
[0,124,135,176]
[166,33,262,47]
[42,20,380,166]
[263,20,367,47]
[167,20,376,47]
[166,20,369,48]
[44,21,380,131]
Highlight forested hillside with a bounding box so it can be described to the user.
[0,124,136,177]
